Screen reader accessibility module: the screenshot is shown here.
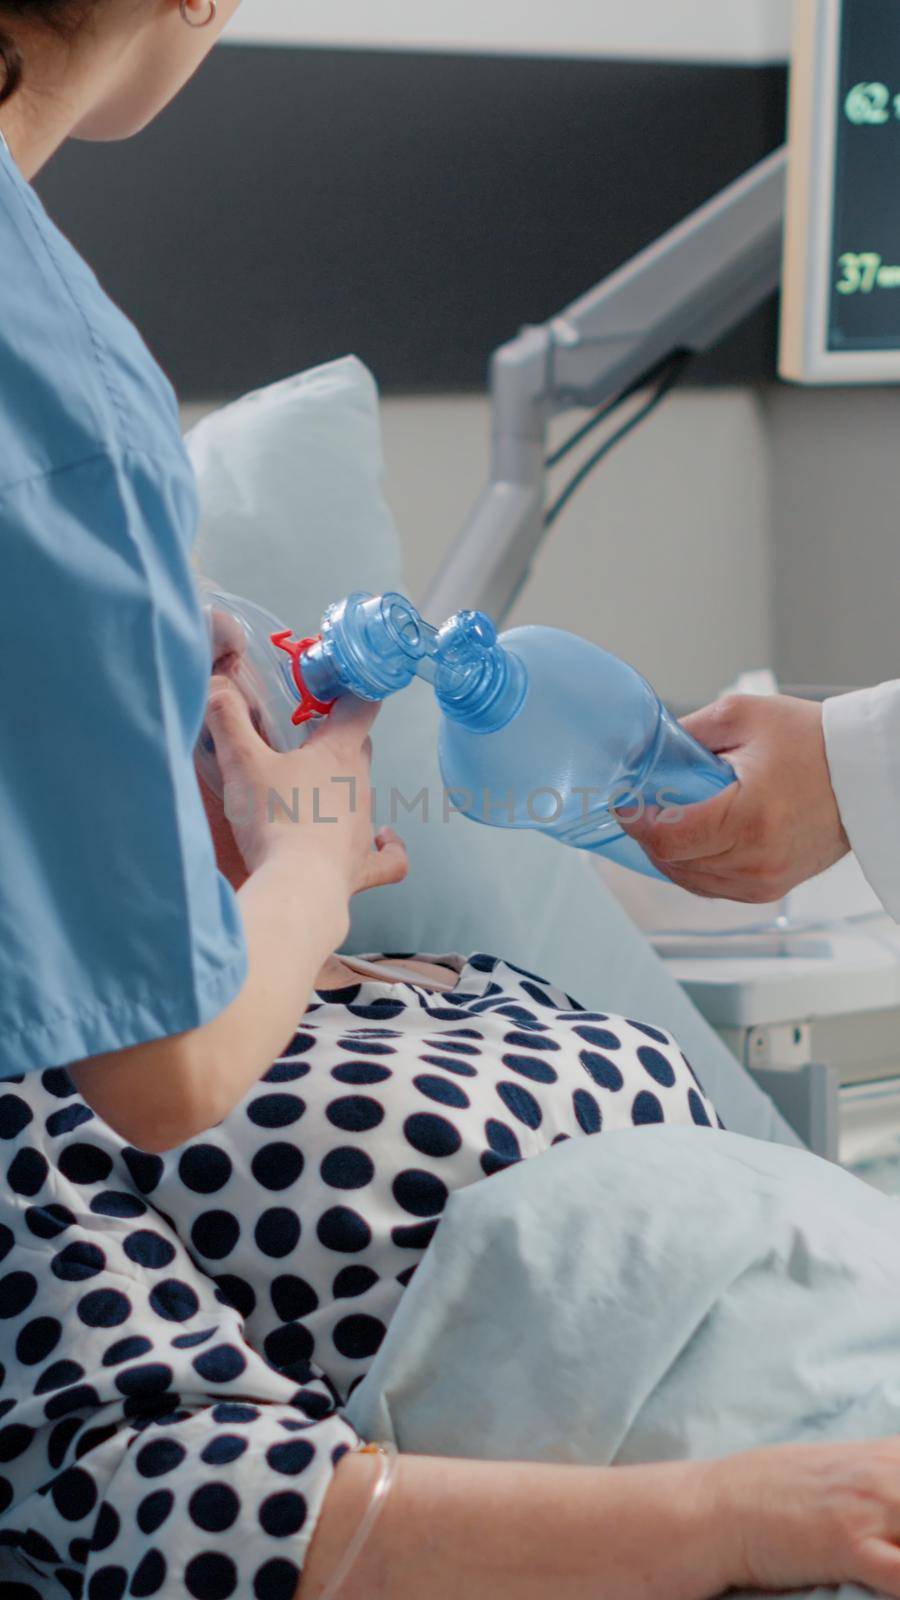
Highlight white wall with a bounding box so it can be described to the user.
[766,388,900,692]
[380,391,773,706]
[224,0,793,64]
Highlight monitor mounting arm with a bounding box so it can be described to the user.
[422,146,788,625]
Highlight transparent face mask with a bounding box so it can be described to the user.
[195,579,311,795]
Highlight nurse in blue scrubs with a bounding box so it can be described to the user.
[0,0,406,1150]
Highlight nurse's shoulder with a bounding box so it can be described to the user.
[0,134,184,492]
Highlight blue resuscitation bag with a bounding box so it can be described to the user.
[197,582,734,881]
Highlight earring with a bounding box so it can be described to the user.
[180,0,217,27]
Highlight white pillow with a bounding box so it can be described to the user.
[187,356,404,633]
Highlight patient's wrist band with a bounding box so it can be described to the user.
[319,1439,398,1599]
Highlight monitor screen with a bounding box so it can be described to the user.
[830,1,900,351]
[780,0,900,382]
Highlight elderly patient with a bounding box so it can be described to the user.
[2,683,900,1600]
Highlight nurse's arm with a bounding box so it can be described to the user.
[68,847,346,1150]
[69,687,406,1152]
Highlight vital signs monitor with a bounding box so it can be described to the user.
[781,0,900,383]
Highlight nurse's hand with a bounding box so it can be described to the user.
[204,674,408,899]
[617,694,850,902]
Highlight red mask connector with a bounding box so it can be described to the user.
[270,630,337,725]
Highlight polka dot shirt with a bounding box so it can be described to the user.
[0,953,720,1599]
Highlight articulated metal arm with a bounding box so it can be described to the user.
[422,147,787,625]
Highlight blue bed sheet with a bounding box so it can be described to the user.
[347,1127,900,1600]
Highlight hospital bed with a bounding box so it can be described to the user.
[190,340,797,1154]
[202,128,897,1168]
[399,0,900,1183]
[193,111,900,1183]
[187,355,900,1600]
[413,133,900,1182]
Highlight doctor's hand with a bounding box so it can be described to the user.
[617,693,850,902]
[203,675,408,901]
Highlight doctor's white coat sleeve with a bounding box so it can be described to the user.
[823,682,900,921]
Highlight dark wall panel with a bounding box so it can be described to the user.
[34,47,788,398]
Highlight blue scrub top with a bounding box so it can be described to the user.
[0,134,248,1078]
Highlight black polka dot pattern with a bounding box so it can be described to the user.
[0,953,718,1597]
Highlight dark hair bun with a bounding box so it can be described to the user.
[0,27,23,105]
[0,3,89,108]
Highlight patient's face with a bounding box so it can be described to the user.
[197,651,252,894]
[198,768,248,893]
[197,622,257,893]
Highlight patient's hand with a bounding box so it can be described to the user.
[716,1435,900,1596]
[617,694,849,903]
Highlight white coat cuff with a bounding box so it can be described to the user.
[823,683,900,922]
